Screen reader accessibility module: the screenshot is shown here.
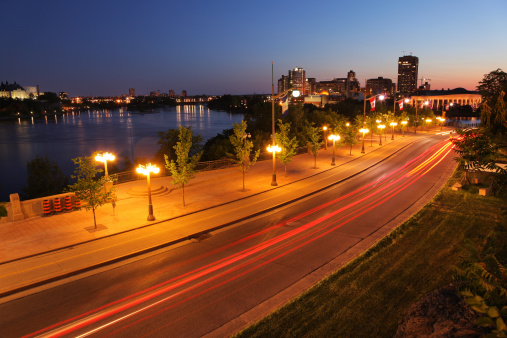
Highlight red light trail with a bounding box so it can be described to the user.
[26,140,454,338]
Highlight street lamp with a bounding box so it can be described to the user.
[425,118,432,132]
[267,145,281,186]
[360,128,369,153]
[136,163,160,221]
[377,124,385,145]
[242,133,251,191]
[328,134,340,165]
[95,152,115,179]
[401,120,408,137]
[436,117,445,131]
[323,126,328,150]
[390,122,397,140]
[271,63,300,187]
[362,94,385,126]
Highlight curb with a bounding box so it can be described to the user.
[0,139,422,298]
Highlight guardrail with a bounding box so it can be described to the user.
[113,145,313,185]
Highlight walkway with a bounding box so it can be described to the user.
[0,130,446,301]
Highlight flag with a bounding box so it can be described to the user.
[370,97,376,111]
[429,100,433,109]
[398,100,404,111]
[280,93,289,117]
[446,104,449,111]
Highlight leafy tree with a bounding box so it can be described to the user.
[451,128,506,192]
[156,127,203,164]
[306,123,322,169]
[477,69,507,108]
[201,129,234,161]
[341,125,359,155]
[275,119,298,176]
[21,156,69,199]
[164,126,202,206]
[229,120,260,191]
[67,155,115,229]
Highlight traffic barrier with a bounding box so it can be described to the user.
[42,200,52,216]
[74,197,82,210]
[53,197,62,213]
[64,196,72,211]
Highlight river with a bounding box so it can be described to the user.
[0,105,244,201]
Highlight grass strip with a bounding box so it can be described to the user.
[236,169,506,337]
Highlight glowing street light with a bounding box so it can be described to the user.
[436,116,445,130]
[360,128,369,153]
[362,94,385,126]
[401,120,408,137]
[136,163,160,221]
[267,144,281,186]
[323,126,328,150]
[425,118,432,132]
[95,152,115,178]
[390,122,398,140]
[377,124,385,146]
[271,63,299,187]
[328,134,340,165]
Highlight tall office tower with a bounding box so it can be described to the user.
[397,55,418,96]
[288,67,306,95]
[129,88,135,97]
[169,89,175,97]
[181,90,187,97]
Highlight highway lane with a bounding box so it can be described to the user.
[0,134,456,337]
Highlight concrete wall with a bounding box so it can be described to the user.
[0,192,78,223]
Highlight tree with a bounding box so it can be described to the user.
[156,127,203,164]
[451,128,506,192]
[67,155,115,229]
[275,119,298,176]
[164,126,202,206]
[229,120,260,191]
[477,69,507,107]
[306,123,322,169]
[341,125,359,155]
[22,156,68,199]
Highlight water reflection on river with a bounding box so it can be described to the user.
[0,105,243,200]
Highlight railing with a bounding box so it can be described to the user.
[112,146,314,185]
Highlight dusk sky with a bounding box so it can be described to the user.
[2,0,506,97]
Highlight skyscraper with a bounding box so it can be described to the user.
[129,88,135,97]
[397,55,418,96]
[278,67,306,95]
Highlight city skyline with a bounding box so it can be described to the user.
[2,0,506,97]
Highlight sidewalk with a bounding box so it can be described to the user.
[0,130,443,300]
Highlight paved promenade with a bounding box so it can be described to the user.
[0,130,445,302]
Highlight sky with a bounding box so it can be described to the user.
[2,0,506,97]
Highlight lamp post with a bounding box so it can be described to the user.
[362,94,385,125]
[95,152,115,179]
[377,124,385,145]
[436,117,444,131]
[425,119,432,132]
[323,126,328,150]
[390,122,397,140]
[272,63,300,187]
[360,128,369,153]
[328,134,340,165]
[136,163,159,221]
[401,120,408,137]
[267,145,281,186]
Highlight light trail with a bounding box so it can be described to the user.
[28,140,454,338]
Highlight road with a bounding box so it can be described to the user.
[0,134,456,338]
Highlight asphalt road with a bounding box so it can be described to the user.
[0,134,456,338]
